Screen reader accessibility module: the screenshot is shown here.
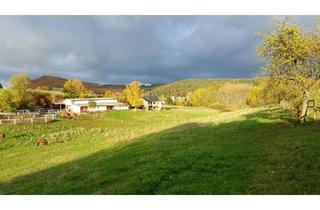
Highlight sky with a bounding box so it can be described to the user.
[0,16,318,86]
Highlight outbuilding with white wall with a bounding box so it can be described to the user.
[64,98,129,113]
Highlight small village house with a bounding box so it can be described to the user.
[64,98,129,113]
[142,96,162,111]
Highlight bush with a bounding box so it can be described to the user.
[247,79,273,107]
[57,110,77,119]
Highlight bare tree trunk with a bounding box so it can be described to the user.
[299,90,309,122]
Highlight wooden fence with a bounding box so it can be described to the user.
[0,115,56,125]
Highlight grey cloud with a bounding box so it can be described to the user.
[0,15,318,86]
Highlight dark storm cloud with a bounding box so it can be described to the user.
[0,16,318,86]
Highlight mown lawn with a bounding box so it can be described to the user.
[0,106,320,194]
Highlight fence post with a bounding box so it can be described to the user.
[14,119,17,125]
[31,118,34,124]
[0,119,2,124]
[45,115,47,124]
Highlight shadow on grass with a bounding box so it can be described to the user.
[1,109,320,195]
[245,107,297,122]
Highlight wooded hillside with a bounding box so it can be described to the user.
[147,78,260,97]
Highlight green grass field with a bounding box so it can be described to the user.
[0,106,320,194]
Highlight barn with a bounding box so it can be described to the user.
[64,98,129,113]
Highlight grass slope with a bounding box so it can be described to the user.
[0,107,320,194]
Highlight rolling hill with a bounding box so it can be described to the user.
[30,75,164,94]
[30,75,112,94]
[147,78,260,97]
[30,75,67,90]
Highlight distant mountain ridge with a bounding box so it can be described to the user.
[30,75,164,94]
[30,75,122,94]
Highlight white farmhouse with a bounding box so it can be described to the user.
[64,98,129,113]
[142,96,162,111]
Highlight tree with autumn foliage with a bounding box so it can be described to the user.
[104,90,113,97]
[63,79,87,98]
[0,73,35,111]
[258,18,320,122]
[0,89,16,112]
[123,81,144,109]
[9,73,34,109]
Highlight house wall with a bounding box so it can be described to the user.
[88,106,107,112]
[65,98,118,105]
[65,98,129,113]
[143,100,149,110]
[153,101,162,110]
[113,105,129,110]
[67,104,81,113]
[142,100,162,110]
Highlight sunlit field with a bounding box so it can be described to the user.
[1,106,320,194]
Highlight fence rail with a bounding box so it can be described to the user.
[0,115,56,125]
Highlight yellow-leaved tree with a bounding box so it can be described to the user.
[258,18,320,122]
[189,88,207,107]
[0,89,15,112]
[9,73,34,109]
[63,79,87,98]
[104,90,112,97]
[123,81,144,109]
[247,78,274,107]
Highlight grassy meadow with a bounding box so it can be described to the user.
[1,106,320,194]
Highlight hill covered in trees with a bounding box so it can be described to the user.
[30,75,110,94]
[30,75,163,94]
[30,75,66,89]
[147,78,260,97]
